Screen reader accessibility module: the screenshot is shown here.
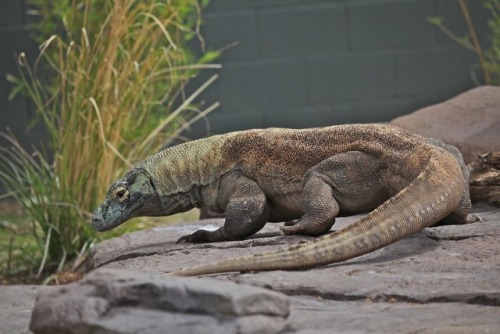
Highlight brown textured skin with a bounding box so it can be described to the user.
[91,124,471,276]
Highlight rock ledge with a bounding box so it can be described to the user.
[29,269,289,334]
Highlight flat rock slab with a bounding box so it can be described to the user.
[29,269,289,334]
[391,85,500,163]
[284,296,500,334]
[0,285,48,334]
[84,205,500,332]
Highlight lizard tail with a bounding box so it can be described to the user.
[172,150,464,276]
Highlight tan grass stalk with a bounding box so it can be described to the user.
[1,0,218,280]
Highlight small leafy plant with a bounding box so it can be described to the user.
[428,0,500,85]
[0,0,219,283]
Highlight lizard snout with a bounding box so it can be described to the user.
[90,208,106,231]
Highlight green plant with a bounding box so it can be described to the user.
[1,0,219,282]
[483,0,500,84]
[428,0,500,85]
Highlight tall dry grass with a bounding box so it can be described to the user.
[1,0,219,281]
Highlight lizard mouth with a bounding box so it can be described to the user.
[91,194,148,232]
[91,215,111,231]
[91,209,114,231]
[90,203,130,232]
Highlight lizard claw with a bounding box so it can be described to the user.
[280,225,303,236]
[466,214,481,224]
[176,229,211,244]
[176,235,191,244]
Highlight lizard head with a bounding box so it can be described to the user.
[91,168,162,231]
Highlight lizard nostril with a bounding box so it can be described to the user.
[91,213,102,225]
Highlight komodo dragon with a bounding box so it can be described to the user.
[91,124,472,276]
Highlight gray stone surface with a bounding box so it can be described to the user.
[4,205,500,333]
[29,269,289,334]
[283,296,500,334]
[391,86,500,163]
[0,285,47,334]
[82,205,500,332]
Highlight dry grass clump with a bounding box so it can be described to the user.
[1,0,219,281]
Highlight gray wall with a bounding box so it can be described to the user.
[0,0,44,150]
[185,0,490,137]
[0,0,492,146]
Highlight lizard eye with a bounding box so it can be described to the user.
[113,187,129,202]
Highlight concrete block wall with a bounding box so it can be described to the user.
[186,0,490,137]
[0,0,43,150]
[0,0,492,145]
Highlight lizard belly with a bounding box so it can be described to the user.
[335,191,388,214]
[263,183,388,221]
[267,193,303,222]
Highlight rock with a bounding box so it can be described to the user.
[0,285,48,334]
[83,205,500,332]
[86,219,225,270]
[282,296,500,333]
[86,215,364,272]
[7,284,500,334]
[391,86,500,163]
[3,206,498,333]
[468,152,500,207]
[423,203,500,240]
[231,207,500,306]
[29,269,289,334]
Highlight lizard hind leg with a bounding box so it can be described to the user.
[281,151,384,236]
[283,219,299,226]
[280,173,339,236]
[424,137,472,225]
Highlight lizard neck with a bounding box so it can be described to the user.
[154,187,203,215]
[136,134,233,211]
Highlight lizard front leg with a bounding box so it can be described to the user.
[177,174,271,243]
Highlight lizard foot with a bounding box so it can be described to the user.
[466,214,481,224]
[176,229,212,244]
[176,228,231,243]
[280,224,304,236]
[280,218,335,236]
[284,219,299,226]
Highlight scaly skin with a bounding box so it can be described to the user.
[91,124,471,276]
